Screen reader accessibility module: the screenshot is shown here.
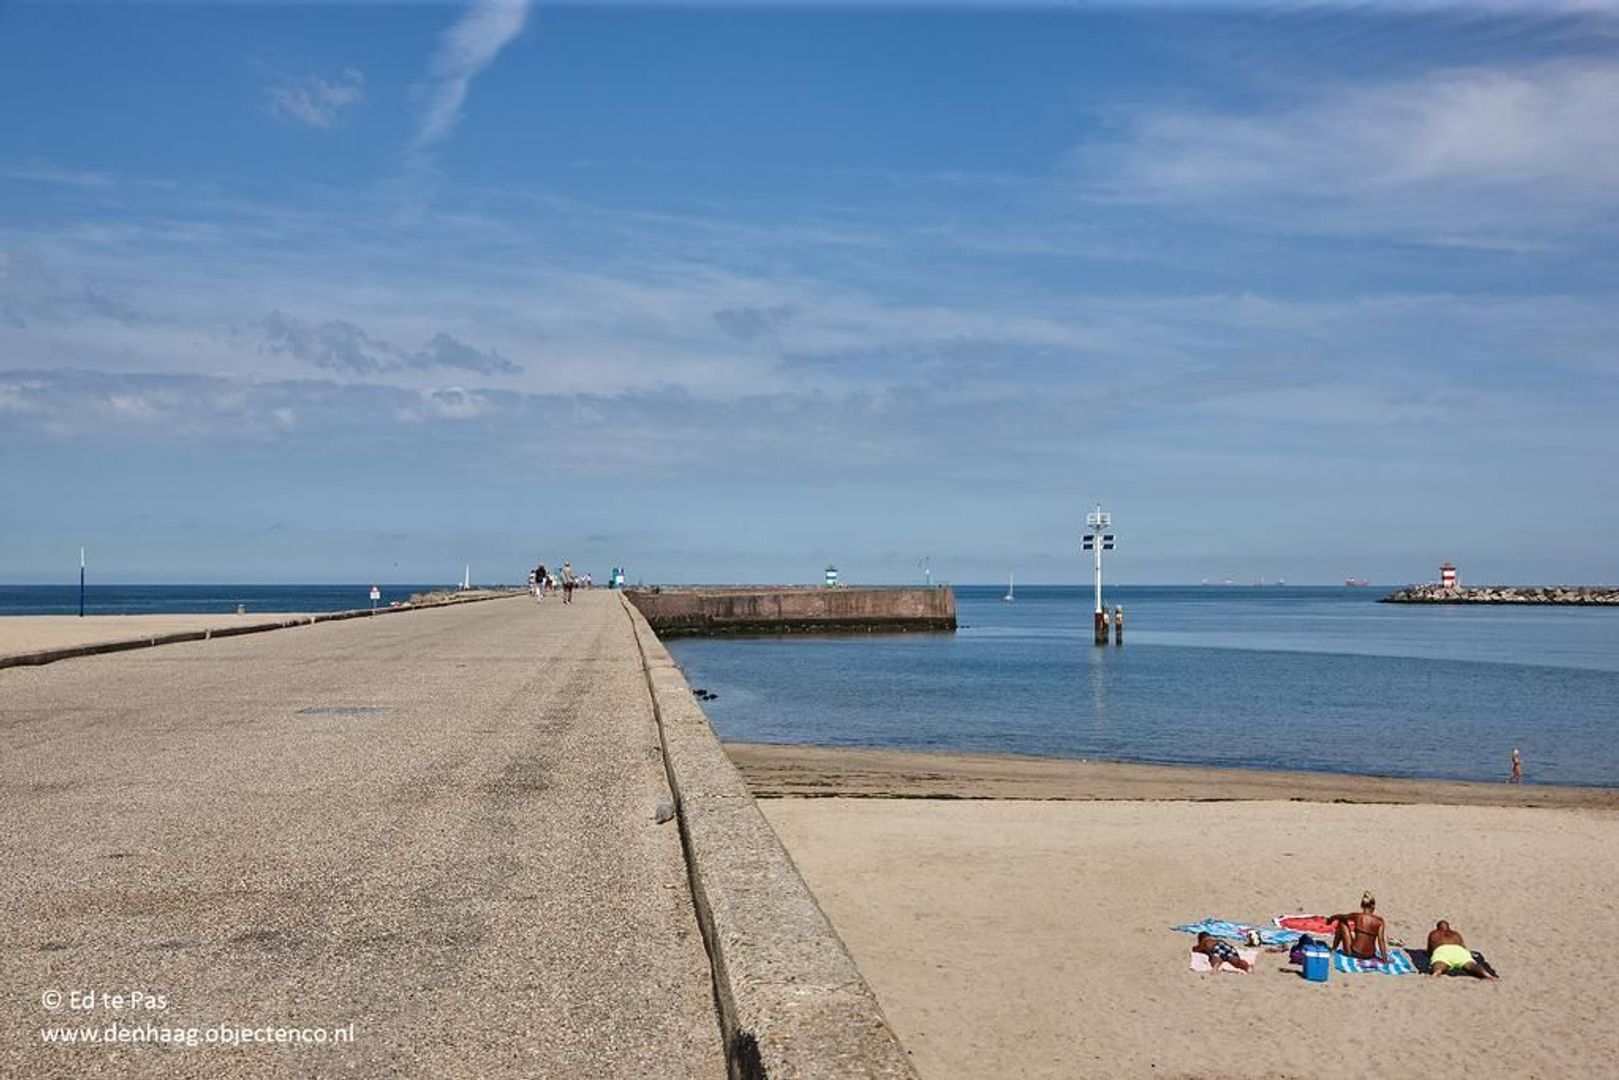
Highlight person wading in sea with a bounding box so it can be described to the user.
[1509,747,1523,784]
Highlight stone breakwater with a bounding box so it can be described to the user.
[1381,584,1619,605]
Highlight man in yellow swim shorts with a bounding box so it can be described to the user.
[1426,921,1497,979]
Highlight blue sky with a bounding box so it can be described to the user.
[2,1,1617,585]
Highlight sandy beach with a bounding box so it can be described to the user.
[743,744,1619,1079]
[0,593,517,660]
[0,614,315,657]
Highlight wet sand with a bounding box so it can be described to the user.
[727,741,1619,808]
[739,744,1619,1079]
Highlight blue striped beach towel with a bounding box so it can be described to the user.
[1172,919,1301,947]
[1333,950,1416,975]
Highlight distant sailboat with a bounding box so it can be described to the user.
[1003,572,1014,602]
[462,564,471,591]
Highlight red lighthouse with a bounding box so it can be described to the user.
[1440,563,1458,589]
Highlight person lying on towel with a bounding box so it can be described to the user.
[1330,891,1389,963]
[1426,921,1498,980]
[1193,932,1252,972]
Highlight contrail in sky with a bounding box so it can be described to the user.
[415,0,531,149]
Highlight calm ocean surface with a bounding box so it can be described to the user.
[665,586,1619,788]
[0,584,445,616]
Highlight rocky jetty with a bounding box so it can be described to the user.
[1381,584,1619,605]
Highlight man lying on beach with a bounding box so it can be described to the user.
[1330,891,1389,963]
[1426,921,1498,980]
[1193,932,1252,972]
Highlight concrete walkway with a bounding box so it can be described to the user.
[1,591,724,1078]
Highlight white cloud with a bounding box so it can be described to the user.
[8,152,1618,421]
[265,68,366,129]
[415,0,530,149]
[423,386,496,419]
[260,310,522,375]
[1077,59,1619,241]
[0,161,115,189]
[0,250,149,327]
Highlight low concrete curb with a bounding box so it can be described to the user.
[0,591,525,671]
[621,593,917,1080]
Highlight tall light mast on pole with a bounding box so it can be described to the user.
[1082,505,1115,644]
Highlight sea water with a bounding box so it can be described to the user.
[665,586,1619,787]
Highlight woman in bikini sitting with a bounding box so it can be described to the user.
[1330,891,1389,963]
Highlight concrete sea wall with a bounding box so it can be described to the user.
[621,594,918,1079]
[624,586,956,636]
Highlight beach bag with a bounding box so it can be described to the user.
[1289,935,1319,967]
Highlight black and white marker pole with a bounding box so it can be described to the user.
[1082,506,1115,644]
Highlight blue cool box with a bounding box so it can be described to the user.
[1302,944,1331,982]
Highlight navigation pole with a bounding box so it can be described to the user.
[1082,505,1115,645]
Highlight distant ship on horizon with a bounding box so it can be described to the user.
[1345,578,1370,587]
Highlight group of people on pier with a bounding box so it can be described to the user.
[530,562,587,604]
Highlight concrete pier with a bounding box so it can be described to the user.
[0,590,911,1078]
[3,593,723,1077]
[625,586,955,636]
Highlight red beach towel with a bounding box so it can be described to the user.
[1275,914,1339,937]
